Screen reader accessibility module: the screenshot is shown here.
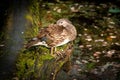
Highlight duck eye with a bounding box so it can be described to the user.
[60,21,63,24]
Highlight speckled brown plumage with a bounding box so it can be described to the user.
[25,18,77,50]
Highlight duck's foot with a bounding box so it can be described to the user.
[53,51,66,60]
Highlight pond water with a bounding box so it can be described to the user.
[0,0,29,79]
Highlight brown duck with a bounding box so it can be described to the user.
[25,18,77,55]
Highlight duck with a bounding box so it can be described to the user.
[25,18,77,55]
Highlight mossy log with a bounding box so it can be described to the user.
[38,44,73,80]
[16,43,73,80]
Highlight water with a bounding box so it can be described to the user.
[0,0,29,79]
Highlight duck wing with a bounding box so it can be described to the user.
[25,24,69,48]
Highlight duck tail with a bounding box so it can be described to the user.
[24,37,41,49]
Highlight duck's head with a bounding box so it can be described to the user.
[56,18,72,27]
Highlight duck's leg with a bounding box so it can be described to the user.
[51,47,59,58]
[50,47,54,56]
[54,47,57,52]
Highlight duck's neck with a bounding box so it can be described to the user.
[64,24,77,40]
